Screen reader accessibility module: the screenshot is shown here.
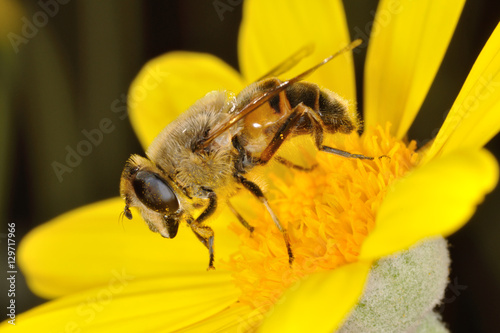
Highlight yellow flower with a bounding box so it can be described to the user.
[5,0,500,332]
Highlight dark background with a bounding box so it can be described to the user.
[1,0,499,332]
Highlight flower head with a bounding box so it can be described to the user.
[5,0,499,332]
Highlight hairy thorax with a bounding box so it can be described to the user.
[146,91,237,198]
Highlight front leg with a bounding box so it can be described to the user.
[189,191,217,270]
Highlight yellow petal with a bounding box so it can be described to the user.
[129,52,244,149]
[239,0,356,102]
[424,22,500,162]
[360,149,498,260]
[364,0,465,138]
[175,304,260,332]
[259,261,372,333]
[19,197,240,298]
[1,272,240,332]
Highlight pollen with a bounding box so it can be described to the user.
[224,124,419,314]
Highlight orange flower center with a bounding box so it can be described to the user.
[224,124,418,314]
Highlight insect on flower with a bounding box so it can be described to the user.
[120,39,378,270]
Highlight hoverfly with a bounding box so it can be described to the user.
[120,39,374,269]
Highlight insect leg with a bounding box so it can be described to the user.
[320,146,374,159]
[189,191,217,270]
[231,135,253,173]
[258,108,304,163]
[196,191,217,223]
[274,156,318,172]
[297,104,376,160]
[227,200,254,233]
[258,103,376,164]
[190,222,215,270]
[235,174,294,265]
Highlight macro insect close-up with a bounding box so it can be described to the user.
[4,1,500,332]
[119,40,380,270]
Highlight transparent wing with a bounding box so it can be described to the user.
[255,44,315,81]
[197,39,363,151]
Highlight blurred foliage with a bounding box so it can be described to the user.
[1,1,499,332]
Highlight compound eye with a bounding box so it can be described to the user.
[132,171,179,213]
